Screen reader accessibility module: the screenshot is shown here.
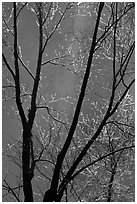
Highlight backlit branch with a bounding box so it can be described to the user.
[18,56,35,80]
[42,54,68,66]
[2,15,14,36]
[65,145,135,187]
[96,3,135,47]
[2,53,16,80]
[16,3,28,18]
[42,2,53,26]
[110,79,135,116]
[42,3,74,53]
[36,105,69,126]
[3,180,21,202]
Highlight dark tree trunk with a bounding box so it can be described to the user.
[22,129,33,202]
[43,189,57,202]
[107,170,115,202]
[55,191,64,202]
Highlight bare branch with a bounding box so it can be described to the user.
[49,4,105,199]
[2,15,14,36]
[2,93,31,102]
[42,2,53,26]
[36,105,69,126]
[110,79,135,116]
[115,42,135,90]
[68,145,134,185]
[2,85,15,89]
[35,158,55,166]
[106,121,135,137]
[16,3,28,18]
[35,165,52,181]
[18,56,35,80]
[2,53,16,80]
[42,3,73,53]
[42,54,68,66]
[27,3,43,131]
[3,179,21,202]
[96,4,135,47]
[108,121,134,129]
[13,3,27,128]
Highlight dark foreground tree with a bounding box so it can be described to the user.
[2,2,135,202]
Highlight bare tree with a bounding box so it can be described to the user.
[2,2,134,202]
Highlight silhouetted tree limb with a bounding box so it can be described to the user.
[44,3,104,202]
[3,180,21,202]
[2,53,16,80]
[60,145,134,192]
[2,2,134,202]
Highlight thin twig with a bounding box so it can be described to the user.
[42,2,53,26]
[18,56,35,80]
[2,53,16,80]
[2,85,15,89]
[2,15,14,36]
[37,105,69,126]
[16,3,28,18]
[3,179,20,202]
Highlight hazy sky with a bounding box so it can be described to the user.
[2,3,135,202]
[2,2,134,150]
